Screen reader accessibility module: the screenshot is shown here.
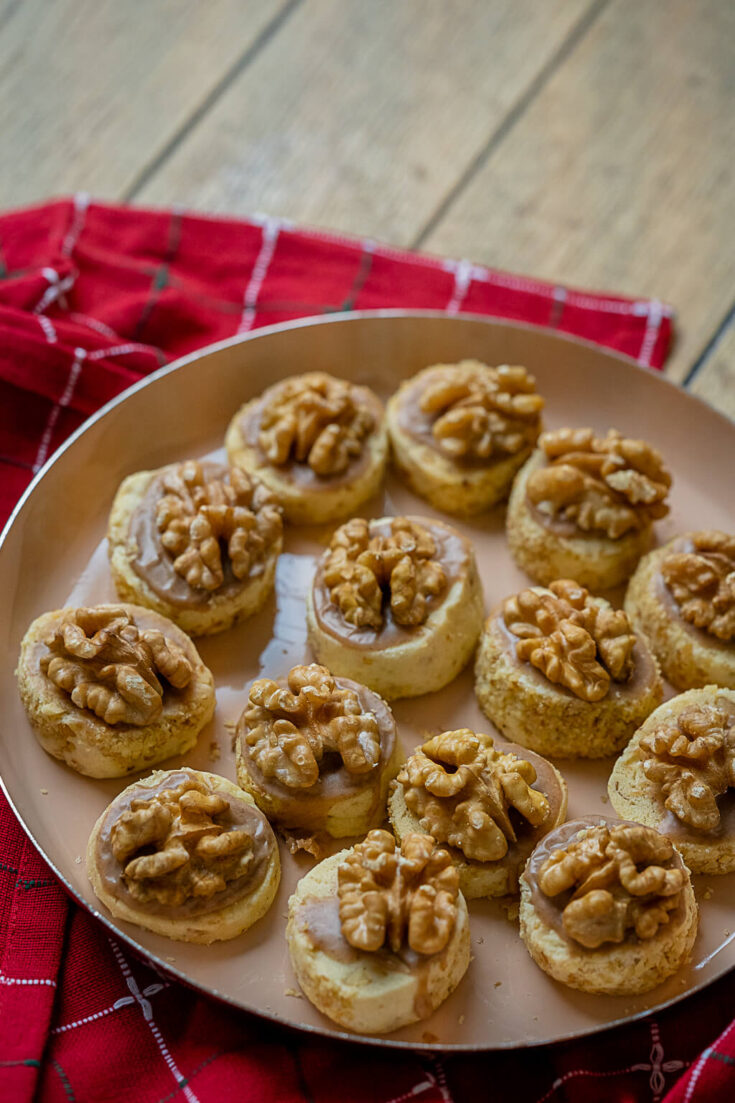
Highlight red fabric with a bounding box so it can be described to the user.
[3,196,729,1103]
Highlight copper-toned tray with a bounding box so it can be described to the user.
[2,312,734,1051]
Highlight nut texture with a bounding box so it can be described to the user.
[397,729,549,861]
[662,531,735,642]
[527,428,671,539]
[537,823,684,948]
[155,460,282,592]
[641,702,735,831]
[257,372,375,476]
[322,517,446,630]
[419,361,543,461]
[40,606,192,726]
[503,579,636,702]
[338,829,460,955]
[110,776,254,907]
[242,663,381,789]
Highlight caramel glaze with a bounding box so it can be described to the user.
[297,894,436,1019]
[95,771,275,918]
[494,613,660,704]
[654,537,734,656]
[130,462,265,610]
[522,817,688,949]
[237,678,396,832]
[238,384,384,491]
[639,693,735,845]
[312,517,473,651]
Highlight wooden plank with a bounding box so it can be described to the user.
[0,0,291,205]
[689,315,735,422]
[135,0,594,245]
[421,0,735,384]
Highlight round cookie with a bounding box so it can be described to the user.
[386,360,543,516]
[624,531,735,690]
[608,688,735,874]
[87,768,280,943]
[225,371,388,525]
[388,728,567,899]
[286,830,470,1034]
[108,458,283,637]
[307,515,484,700]
[519,818,698,996]
[474,579,663,758]
[235,663,402,839]
[506,428,672,590]
[16,603,215,778]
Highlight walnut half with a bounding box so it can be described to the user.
[419,361,543,461]
[527,428,671,539]
[41,606,192,726]
[322,517,447,631]
[398,729,549,862]
[257,372,375,476]
[338,829,460,956]
[641,702,735,831]
[155,460,282,593]
[242,663,382,789]
[111,776,254,907]
[537,823,684,948]
[503,580,636,702]
[662,531,735,642]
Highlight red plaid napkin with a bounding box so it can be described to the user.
[2,196,732,1103]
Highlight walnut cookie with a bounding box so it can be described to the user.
[519,818,698,995]
[388,728,567,898]
[16,604,215,778]
[235,663,402,840]
[108,459,283,637]
[386,360,544,516]
[624,531,735,690]
[608,688,735,874]
[87,768,280,943]
[507,427,672,590]
[474,580,663,758]
[306,515,484,699]
[286,830,470,1034]
[225,371,388,525]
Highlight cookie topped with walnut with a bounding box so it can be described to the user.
[519,818,698,995]
[16,603,215,777]
[506,427,673,590]
[307,514,484,699]
[225,371,388,525]
[474,580,663,758]
[108,458,283,637]
[386,360,544,516]
[624,531,735,691]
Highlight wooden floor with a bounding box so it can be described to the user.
[1,0,733,413]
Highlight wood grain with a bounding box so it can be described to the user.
[0,0,291,205]
[421,0,735,385]
[135,0,593,244]
[690,313,735,420]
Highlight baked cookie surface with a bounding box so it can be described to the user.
[286,830,470,1034]
[519,818,698,995]
[235,663,401,839]
[386,360,543,515]
[108,458,283,637]
[388,728,567,898]
[307,514,484,699]
[608,688,735,874]
[225,371,388,524]
[475,579,663,758]
[507,428,672,590]
[624,531,735,690]
[87,767,280,943]
[16,603,215,778]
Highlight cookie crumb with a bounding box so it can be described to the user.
[703,888,713,900]
[74,855,82,864]
[458,1014,465,1025]
[40,788,48,795]
[422,1031,440,1045]
[166,956,176,963]
[208,740,221,762]
[494,981,502,988]
[285,988,303,999]
[600,794,608,804]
